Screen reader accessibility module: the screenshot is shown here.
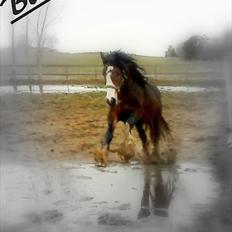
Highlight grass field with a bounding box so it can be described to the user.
[37,51,202,74]
[0,50,223,85]
[40,51,181,66]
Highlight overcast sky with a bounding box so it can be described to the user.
[0,0,231,56]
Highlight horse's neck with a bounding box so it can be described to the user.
[120,79,143,106]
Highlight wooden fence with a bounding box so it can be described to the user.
[0,63,224,87]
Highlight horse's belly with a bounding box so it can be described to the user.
[118,111,132,123]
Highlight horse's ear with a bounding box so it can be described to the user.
[100,52,107,65]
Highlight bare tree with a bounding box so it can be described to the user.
[11,18,17,93]
[36,3,50,93]
[25,16,33,93]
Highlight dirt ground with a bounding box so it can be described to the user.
[0,89,224,164]
[1,88,232,232]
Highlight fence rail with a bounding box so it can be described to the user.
[0,63,224,87]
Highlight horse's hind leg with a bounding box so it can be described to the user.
[117,124,136,162]
[149,122,161,162]
[136,123,150,160]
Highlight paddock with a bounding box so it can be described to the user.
[1,82,231,231]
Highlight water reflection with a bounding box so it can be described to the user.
[138,166,177,219]
[1,162,218,231]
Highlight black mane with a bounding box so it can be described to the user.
[104,51,147,87]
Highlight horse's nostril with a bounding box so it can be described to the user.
[111,98,116,105]
[106,98,116,106]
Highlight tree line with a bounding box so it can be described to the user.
[165,30,232,60]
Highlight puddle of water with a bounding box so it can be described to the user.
[0,85,220,95]
[158,86,219,93]
[0,85,105,95]
[0,161,219,232]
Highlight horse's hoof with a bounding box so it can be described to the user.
[93,147,108,167]
[150,155,167,164]
[95,162,107,168]
[117,142,135,163]
[142,155,152,164]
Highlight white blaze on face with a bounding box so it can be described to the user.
[105,66,118,103]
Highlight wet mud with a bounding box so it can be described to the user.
[0,89,231,232]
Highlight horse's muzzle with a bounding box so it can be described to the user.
[106,98,116,106]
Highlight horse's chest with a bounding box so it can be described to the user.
[118,110,132,123]
[112,103,140,123]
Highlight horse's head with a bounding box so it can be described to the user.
[100,52,126,106]
[100,51,147,106]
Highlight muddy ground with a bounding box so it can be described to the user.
[0,88,232,232]
[0,90,223,163]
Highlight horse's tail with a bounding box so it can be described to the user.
[159,116,171,139]
[150,116,171,144]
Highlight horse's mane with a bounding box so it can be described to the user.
[105,51,147,87]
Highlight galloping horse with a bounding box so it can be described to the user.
[95,51,170,166]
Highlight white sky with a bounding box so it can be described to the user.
[0,0,231,56]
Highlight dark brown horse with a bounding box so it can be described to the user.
[138,167,176,219]
[95,51,170,166]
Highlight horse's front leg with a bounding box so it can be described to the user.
[117,123,136,162]
[103,122,115,151]
[94,119,116,167]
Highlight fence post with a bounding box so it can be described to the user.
[38,64,43,94]
[65,66,69,92]
[154,65,157,80]
[185,65,188,81]
[94,66,97,80]
[11,70,17,93]
[27,65,32,93]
